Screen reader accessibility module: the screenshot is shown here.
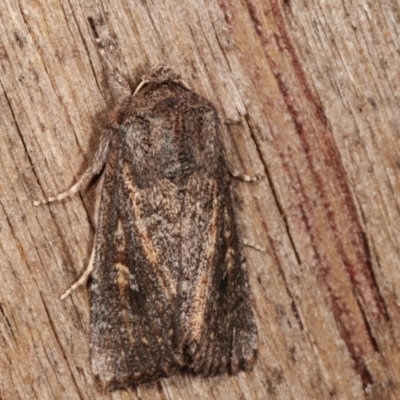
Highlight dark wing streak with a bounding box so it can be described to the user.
[177,173,218,349]
[179,166,257,375]
[205,177,257,374]
[122,155,184,366]
[90,135,127,387]
[90,136,178,390]
[120,176,179,378]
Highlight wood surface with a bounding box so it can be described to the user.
[1,0,400,399]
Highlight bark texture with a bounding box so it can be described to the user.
[0,1,399,399]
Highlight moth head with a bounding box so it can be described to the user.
[148,65,181,83]
[134,65,189,97]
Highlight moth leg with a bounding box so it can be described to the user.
[229,168,265,252]
[33,129,113,206]
[243,239,266,252]
[33,170,94,206]
[228,168,263,182]
[60,242,95,300]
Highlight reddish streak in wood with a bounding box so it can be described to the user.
[243,0,388,386]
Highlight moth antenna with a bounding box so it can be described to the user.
[88,17,132,103]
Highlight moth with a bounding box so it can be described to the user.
[34,61,257,391]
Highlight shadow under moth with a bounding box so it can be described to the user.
[34,56,257,391]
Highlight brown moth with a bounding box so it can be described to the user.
[34,54,257,391]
